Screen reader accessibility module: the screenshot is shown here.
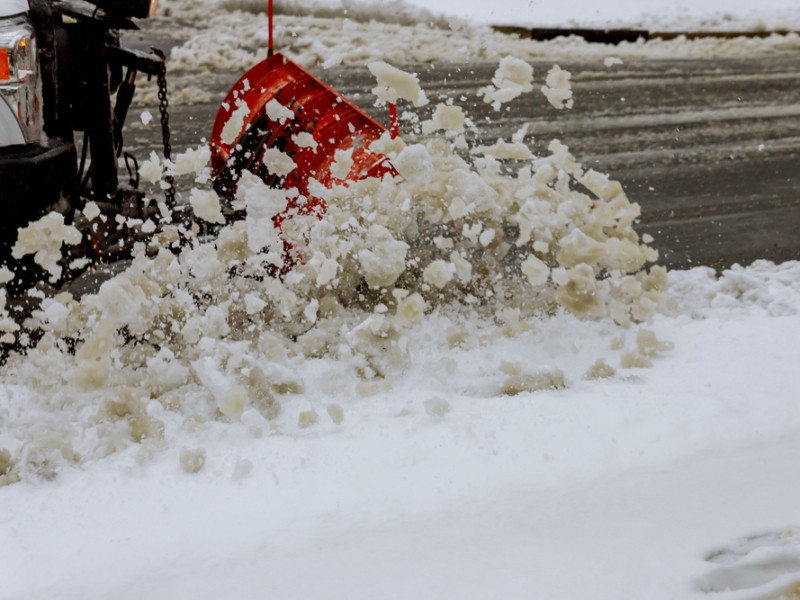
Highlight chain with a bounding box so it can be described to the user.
[156,56,176,209]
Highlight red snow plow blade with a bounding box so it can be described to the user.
[210,52,396,204]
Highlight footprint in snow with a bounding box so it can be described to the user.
[696,528,800,599]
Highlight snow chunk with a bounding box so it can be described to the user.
[422,103,466,134]
[423,260,456,289]
[298,410,319,429]
[314,255,339,287]
[322,52,345,69]
[327,404,345,424]
[139,151,163,184]
[522,254,549,287]
[584,359,616,380]
[174,145,211,177]
[266,98,294,124]
[330,148,354,180]
[368,61,428,107]
[180,448,206,474]
[478,56,533,110]
[554,264,606,318]
[542,65,574,110]
[83,201,101,221]
[369,130,407,156]
[357,225,409,289]
[501,368,566,395]
[450,251,472,283]
[396,292,426,327]
[221,98,250,145]
[292,132,318,150]
[217,386,249,421]
[447,169,498,216]
[636,329,674,357]
[303,299,319,324]
[244,292,267,315]
[190,189,225,225]
[263,147,296,176]
[393,144,434,185]
[146,348,190,394]
[237,173,288,254]
[474,140,532,160]
[93,276,149,326]
[12,212,81,281]
[182,243,226,284]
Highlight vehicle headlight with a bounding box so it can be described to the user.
[0,14,41,145]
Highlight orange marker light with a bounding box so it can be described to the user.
[0,48,10,80]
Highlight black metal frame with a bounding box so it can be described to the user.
[50,0,165,203]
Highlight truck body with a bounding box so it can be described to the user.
[0,0,76,231]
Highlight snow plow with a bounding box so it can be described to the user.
[209,52,396,202]
[205,49,401,274]
[206,0,401,254]
[0,0,400,294]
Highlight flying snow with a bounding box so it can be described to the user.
[0,54,671,484]
[368,61,429,107]
[541,65,574,110]
[478,55,535,111]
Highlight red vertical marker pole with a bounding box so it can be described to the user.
[268,0,274,56]
[388,102,399,139]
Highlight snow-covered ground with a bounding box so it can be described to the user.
[3,1,800,599]
[4,263,800,600]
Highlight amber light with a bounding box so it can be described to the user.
[0,48,9,80]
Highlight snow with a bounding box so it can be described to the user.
[368,61,429,107]
[158,0,800,85]
[3,1,800,599]
[3,270,800,599]
[11,213,81,282]
[189,188,226,224]
[478,56,535,111]
[399,0,800,29]
[541,64,574,110]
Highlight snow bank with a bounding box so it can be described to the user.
[159,4,800,83]
[128,0,800,108]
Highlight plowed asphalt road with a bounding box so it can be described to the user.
[127,48,800,270]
